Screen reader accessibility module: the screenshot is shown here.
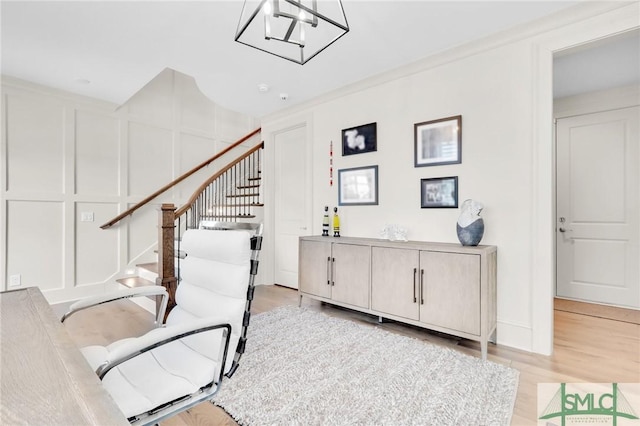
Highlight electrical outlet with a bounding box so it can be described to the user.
[9,274,21,287]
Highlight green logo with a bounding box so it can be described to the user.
[539,383,639,426]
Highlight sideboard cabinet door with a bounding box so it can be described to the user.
[332,243,370,309]
[299,240,332,298]
[419,251,481,335]
[371,247,420,321]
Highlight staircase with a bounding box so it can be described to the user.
[116,262,157,290]
[108,130,264,304]
[175,142,263,229]
[116,263,161,310]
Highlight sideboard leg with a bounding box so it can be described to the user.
[481,339,488,360]
[298,293,303,308]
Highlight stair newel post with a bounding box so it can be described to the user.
[157,203,178,321]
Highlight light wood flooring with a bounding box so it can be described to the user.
[59,285,640,426]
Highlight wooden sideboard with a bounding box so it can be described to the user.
[298,236,497,359]
[0,287,128,425]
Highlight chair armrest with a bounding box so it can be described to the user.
[96,316,233,385]
[61,286,168,325]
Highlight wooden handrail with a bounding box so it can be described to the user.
[100,128,261,229]
[174,142,264,218]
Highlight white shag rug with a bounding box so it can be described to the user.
[213,306,519,426]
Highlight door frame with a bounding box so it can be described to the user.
[262,112,314,288]
[532,4,638,355]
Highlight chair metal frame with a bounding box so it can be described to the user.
[62,221,263,425]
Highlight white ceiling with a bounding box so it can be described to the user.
[2,1,633,118]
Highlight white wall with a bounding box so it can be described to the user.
[261,2,639,354]
[1,68,259,303]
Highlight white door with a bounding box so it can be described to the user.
[556,106,639,308]
[274,124,311,288]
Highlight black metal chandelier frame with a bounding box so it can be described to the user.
[235,0,350,65]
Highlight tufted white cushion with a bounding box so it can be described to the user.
[81,229,252,419]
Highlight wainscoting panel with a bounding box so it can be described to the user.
[7,200,64,291]
[126,202,161,266]
[127,122,173,197]
[216,105,257,142]
[178,73,217,135]
[75,110,120,196]
[75,202,119,286]
[178,132,219,199]
[6,93,64,193]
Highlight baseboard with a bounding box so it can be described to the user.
[554,297,640,325]
[496,320,533,352]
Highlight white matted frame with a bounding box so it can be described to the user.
[414,115,462,167]
[338,165,378,206]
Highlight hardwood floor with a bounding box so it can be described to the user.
[554,297,640,325]
[60,285,640,426]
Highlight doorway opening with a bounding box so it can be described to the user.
[553,29,640,318]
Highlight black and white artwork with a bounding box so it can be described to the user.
[414,116,461,167]
[420,176,458,208]
[338,165,379,206]
[342,122,377,156]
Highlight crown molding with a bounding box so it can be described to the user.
[264,1,637,123]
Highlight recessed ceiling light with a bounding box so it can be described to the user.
[258,83,269,93]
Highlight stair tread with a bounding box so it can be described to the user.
[137,262,158,273]
[237,184,260,189]
[213,203,264,207]
[200,214,256,219]
[227,193,259,198]
[117,276,155,288]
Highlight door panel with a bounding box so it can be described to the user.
[556,106,639,308]
[274,124,310,288]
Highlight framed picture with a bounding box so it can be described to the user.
[342,122,377,156]
[420,176,458,208]
[338,165,378,206]
[414,115,461,167]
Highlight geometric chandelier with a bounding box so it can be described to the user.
[235,0,350,65]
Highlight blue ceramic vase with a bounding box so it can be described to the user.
[457,219,484,246]
[457,199,485,246]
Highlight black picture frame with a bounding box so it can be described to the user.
[338,165,379,206]
[420,176,458,208]
[342,122,377,156]
[414,115,462,167]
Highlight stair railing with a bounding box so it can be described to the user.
[174,141,263,230]
[100,128,261,230]
[157,141,264,314]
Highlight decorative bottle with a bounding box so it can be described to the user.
[322,206,330,236]
[333,207,341,237]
